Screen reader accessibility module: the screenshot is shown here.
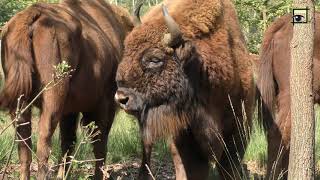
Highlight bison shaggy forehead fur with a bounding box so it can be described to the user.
[116,0,255,143]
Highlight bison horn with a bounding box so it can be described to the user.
[162,4,182,47]
[133,2,143,27]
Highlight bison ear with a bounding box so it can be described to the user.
[132,2,143,27]
[175,41,196,66]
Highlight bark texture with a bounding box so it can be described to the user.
[288,0,315,179]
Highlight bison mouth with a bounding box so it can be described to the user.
[115,87,146,116]
[115,87,191,142]
[115,87,172,118]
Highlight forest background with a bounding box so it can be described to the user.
[1,0,320,53]
[1,0,320,179]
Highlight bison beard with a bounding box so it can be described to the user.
[141,104,191,144]
[141,82,196,144]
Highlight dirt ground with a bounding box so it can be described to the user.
[0,158,175,180]
[1,159,319,179]
[0,160,265,180]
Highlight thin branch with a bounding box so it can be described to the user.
[50,158,105,169]
[145,164,156,180]
[64,141,84,179]
[0,95,23,180]
[0,118,16,136]
[0,80,57,136]
[20,80,54,114]
[63,122,101,179]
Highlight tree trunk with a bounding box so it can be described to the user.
[288,1,315,180]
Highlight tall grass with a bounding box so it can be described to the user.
[245,107,320,163]
[106,111,141,163]
[244,115,267,164]
[0,108,320,178]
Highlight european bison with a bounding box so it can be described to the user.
[257,12,320,179]
[0,0,133,179]
[115,0,256,179]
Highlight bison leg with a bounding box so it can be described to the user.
[83,96,115,180]
[37,111,61,179]
[266,127,289,180]
[169,141,187,180]
[138,138,153,180]
[12,109,32,180]
[36,112,61,179]
[36,89,66,179]
[57,113,79,179]
[266,94,290,180]
[171,130,210,180]
[216,131,249,180]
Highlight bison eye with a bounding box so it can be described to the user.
[293,15,305,23]
[143,57,164,69]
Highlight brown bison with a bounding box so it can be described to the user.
[0,0,133,179]
[257,12,320,179]
[115,0,256,179]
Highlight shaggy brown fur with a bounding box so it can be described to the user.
[116,0,256,179]
[0,1,133,179]
[257,12,320,179]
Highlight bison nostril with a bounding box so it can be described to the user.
[118,96,129,105]
[115,92,130,106]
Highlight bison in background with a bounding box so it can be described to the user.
[257,12,320,179]
[0,0,133,179]
[115,0,256,179]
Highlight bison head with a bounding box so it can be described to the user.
[115,5,200,141]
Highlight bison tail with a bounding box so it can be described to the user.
[0,10,41,110]
[256,86,274,131]
[256,36,276,130]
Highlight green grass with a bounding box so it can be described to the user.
[106,112,141,163]
[244,108,320,164]
[0,108,320,178]
[244,113,267,164]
